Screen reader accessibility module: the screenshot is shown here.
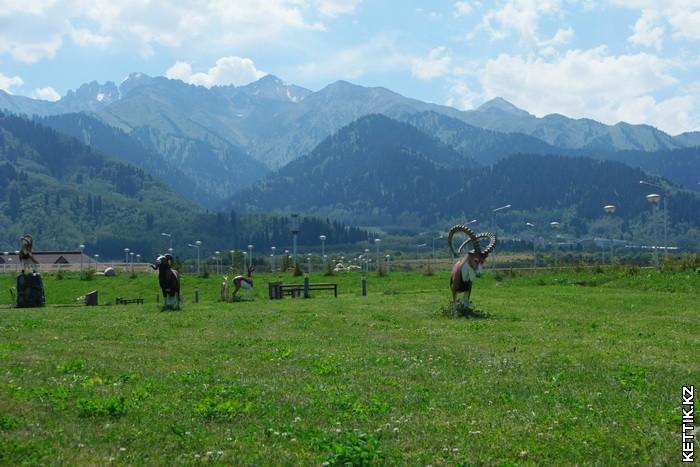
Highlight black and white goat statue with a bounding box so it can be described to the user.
[151,254,181,310]
[15,234,45,308]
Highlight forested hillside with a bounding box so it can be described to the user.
[0,112,366,259]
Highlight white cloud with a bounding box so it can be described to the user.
[446,82,480,109]
[628,9,664,50]
[475,47,690,132]
[297,35,409,80]
[454,1,473,17]
[70,27,112,48]
[32,86,61,101]
[0,71,23,93]
[479,0,562,43]
[411,47,452,80]
[313,0,361,17]
[612,0,700,43]
[0,0,360,63]
[166,56,266,88]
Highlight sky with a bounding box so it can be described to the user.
[0,0,699,135]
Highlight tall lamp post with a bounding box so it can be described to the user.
[319,235,326,258]
[129,251,134,275]
[230,250,235,271]
[161,232,173,252]
[491,204,511,270]
[385,254,391,273]
[374,238,381,272]
[247,244,253,270]
[416,243,426,269]
[271,246,276,272]
[603,204,616,265]
[291,213,300,267]
[646,193,661,269]
[550,222,561,267]
[215,251,221,274]
[640,181,668,254]
[94,254,99,271]
[124,247,130,264]
[188,241,202,274]
[79,244,85,276]
[526,222,536,268]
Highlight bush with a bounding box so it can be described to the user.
[324,261,335,276]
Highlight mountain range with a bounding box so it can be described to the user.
[1,73,699,207]
[1,72,699,248]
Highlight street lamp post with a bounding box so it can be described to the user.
[550,222,561,267]
[603,204,616,265]
[319,235,326,258]
[242,252,247,274]
[79,244,85,276]
[129,251,134,275]
[526,222,536,268]
[640,181,668,253]
[374,238,381,272]
[271,246,276,272]
[307,253,312,273]
[215,251,220,274]
[291,213,300,267]
[94,254,99,271]
[416,243,426,269]
[385,254,391,273]
[124,247,130,264]
[491,205,511,270]
[248,244,253,270]
[229,250,235,272]
[188,241,202,274]
[646,194,661,269]
[161,232,173,252]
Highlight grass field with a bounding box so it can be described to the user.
[1,268,698,465]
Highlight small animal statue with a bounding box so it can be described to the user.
[19,234,35,273]
[151,253,181,310]
[448,225,497,310]
[231,266,254,300]
[220,275,229,301]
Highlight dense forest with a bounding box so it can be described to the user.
[230,115,700,245]
[0,112,366,260]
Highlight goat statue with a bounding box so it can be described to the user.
[151,253,181,310]
[19,234,35,273]
[220,275,229,302]
[448,224,497,311]
[231,266,254,301]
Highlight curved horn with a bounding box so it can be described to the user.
[447,224,480,257]
[475,232,498,256]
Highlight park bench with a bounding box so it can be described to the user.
[268,282,337,299]
[116,297,144,305]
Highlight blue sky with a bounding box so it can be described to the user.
[1,0,699,134]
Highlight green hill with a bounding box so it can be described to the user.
[0,112,366,259]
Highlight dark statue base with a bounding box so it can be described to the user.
[16,272,45,308]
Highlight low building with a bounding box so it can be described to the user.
[0,251,93,272]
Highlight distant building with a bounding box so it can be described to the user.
[0,251,93,271]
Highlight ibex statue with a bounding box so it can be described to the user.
[448,224,497,310]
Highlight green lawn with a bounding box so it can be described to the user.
[0,268,698,465]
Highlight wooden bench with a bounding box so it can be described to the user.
[116,297,144,305]
[269,282,337,299]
